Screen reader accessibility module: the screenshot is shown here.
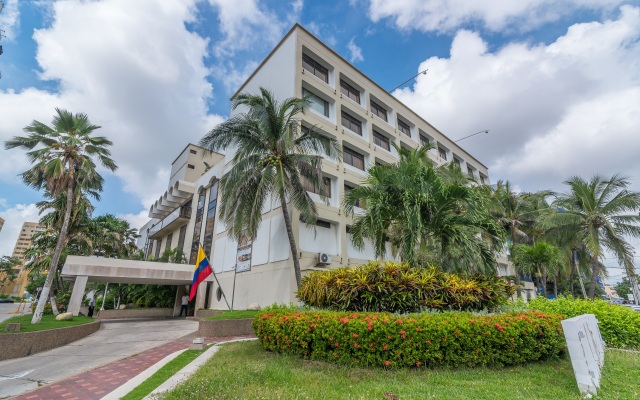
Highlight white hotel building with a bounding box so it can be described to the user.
[138,24,514,310]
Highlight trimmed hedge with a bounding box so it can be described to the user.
[528,296,640,349]
[297,262,514,313]
[252,307,565,368]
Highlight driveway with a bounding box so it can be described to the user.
[0,318,198,399]
[0,303,31,323]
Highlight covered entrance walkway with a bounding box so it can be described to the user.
[61,256,211,316]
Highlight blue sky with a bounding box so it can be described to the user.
[0,0,639,280]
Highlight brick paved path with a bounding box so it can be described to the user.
[11,334,256,400]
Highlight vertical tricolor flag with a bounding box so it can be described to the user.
[190,245,213,301]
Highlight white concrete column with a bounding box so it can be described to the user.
[173,285,186,317]
[68,275,89,316]
[207,281,217,309]
[195,280,207,311]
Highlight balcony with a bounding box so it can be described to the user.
[148,205,191,239]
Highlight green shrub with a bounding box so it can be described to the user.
[252,306,565,368]
[528,296,640,349]
[297,262,514,313]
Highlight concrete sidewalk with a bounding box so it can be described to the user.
[0,319,198,399]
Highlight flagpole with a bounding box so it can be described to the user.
[231,265,238,312]
[210,269,232,311]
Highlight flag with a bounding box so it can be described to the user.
[190,245,213,301]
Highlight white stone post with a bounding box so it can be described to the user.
[68,275,89,316]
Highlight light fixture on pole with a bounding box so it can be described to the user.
[389,69,428,92]
[454,130,489,143]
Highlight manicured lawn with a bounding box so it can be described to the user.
[0,314,95,334]
[162,341,640,400]
[204,310,260,320]
[122,349,204,400]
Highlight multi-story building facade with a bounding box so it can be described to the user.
[0,221,45,296]
[0,217,5,233]
[139,24,502,309]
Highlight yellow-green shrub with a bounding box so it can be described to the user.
[528,296,640,349]
[297,262,514,313]
[252,306,565,368]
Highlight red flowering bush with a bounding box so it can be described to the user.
[252,307,565,368]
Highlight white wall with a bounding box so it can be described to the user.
[300,222,339,255]
[269,213,290,262]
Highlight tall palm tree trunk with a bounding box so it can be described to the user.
[588,256,599,300]
[511,229,521,298]
[32,178,74,324]
[280,196,302,288]
[553,273,558,298]
[541,273,548,298]
[569,253,575,296]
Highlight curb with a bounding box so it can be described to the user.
[101,348,187,400]
[144,338,258,399]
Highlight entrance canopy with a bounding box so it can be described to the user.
[62,255,195,285]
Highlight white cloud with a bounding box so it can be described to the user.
[0,202,41,257]
[117,210,150,233]
[0,0,224,212]
[393,6,640,193]
[347,37,364,63]
[366,0,626,33]
[0,0,20,40]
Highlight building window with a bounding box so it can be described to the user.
[340,80,360,104]
[373,131,390,151]
[190,149,197,154]
[316,220,331,229]
[344,184,363,208]
[165,233,173,251]
[189,188,207,264]
[480,174,487,185]
[438,147,447,160]
[420,134,430,147]
[341,111,362,135]
[302,175,331,197]
[398,119,411,137]
[187,164,195,169]
[370,101,387,122]
[467,166,475,177]
[454,158,461,168]
[177,224,187,252]
[203,181,219,257]
[154,239,162,259]
[343,147,365,170]
[302,53,328,83]
[302,88,329,117]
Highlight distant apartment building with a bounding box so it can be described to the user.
[0,217,4,233]
[138,24,509,309]
[0,221,45,297]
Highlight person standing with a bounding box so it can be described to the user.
[179,294,189,317]
[88,297,95,317]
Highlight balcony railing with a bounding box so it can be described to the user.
[148,206,191,237]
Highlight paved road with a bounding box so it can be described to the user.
[0,318,198,399]
[0,303,31,323]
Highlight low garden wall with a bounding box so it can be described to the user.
[253,308,565,368]
[0,320,101,361]
[96,308,174,319]
[198,318,255,337]
[194,309,224,318]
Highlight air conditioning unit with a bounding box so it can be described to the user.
[317,252,331,266]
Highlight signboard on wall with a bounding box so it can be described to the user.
[235,229,252,272]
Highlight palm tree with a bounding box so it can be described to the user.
[490,181,547,298]
[199,88,340,288]
[5,108,117,323]
[514,241,563,298]
[344,144,504,272]
[542,175,640,299]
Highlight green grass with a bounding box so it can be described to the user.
[0,314,95,334]
[122,349,204,400]
[162,341,640,400]
[204,310,259,320]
